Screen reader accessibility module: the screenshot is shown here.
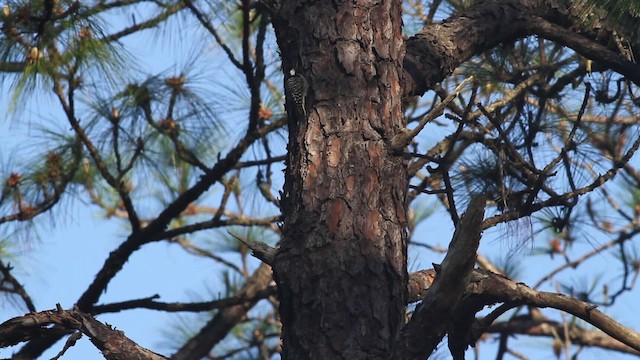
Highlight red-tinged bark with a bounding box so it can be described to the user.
[272,1,408,359]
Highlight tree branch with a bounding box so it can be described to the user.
[403,0,533,95]
[402,0,640,97]
[490,318,640,356]
[14,104,287,360]
[407,268,640,353]
[0,305,168,360]
[391,195,487,359]
[389,76,473,152]
[0,261,35,313]
[526,16,640,85]
[92,287,277,314]
[171,263,273,360]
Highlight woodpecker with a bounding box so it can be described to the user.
[285,69,308,118]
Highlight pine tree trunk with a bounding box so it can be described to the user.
[273,1,408,358]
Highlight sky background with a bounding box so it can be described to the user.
[1,3,640,360]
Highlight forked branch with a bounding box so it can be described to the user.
[391,195,487,359]
[390,77,474,152]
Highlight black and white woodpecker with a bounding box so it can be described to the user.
[285,69,308,118]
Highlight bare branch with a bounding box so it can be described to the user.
[172,263,273,360]
[407,268,640,353]
[92,287,277,314]
[0,305,169,360]
[392,195,486,359]
[182,0,244,71]
[490,317,640,355]
[389,77,473,152]
[0,261,36,312]
[526,17,640,86]
[102,3,185,43]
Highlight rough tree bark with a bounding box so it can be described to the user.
[272,1,408,359]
